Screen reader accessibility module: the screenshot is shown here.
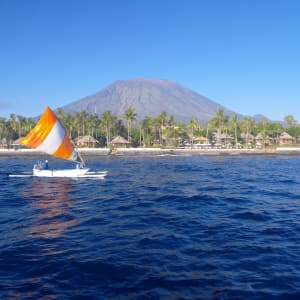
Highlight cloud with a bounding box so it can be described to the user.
[0,101,12,109]
[0,101,14,118]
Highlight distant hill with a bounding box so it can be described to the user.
[59,78,239,123]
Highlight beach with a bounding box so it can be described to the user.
[1,147,300,156]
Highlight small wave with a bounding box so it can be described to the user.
[1,155,300,298]
[230,211,272,222]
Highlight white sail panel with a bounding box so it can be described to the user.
[36,120,65,154]
[21,106,80,162]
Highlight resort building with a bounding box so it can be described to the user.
[75,135,99,147]
[111,136,131,148]
[277,132,295,145]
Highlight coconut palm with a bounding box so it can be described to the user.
[0,117,7,139]
[189,117,198,147]
[64,113,74,139]
[208,108,229,144]
[229,114,239,146]
[155,111,167,145]
[79,111,88,136]
[73,112,81,138]
[141,116,154,147]
[167,115,177,145]
[259,117,269,146]
[86,113,99,137]
[241,117,254,146]
[124,107,137,142]
[101,110,116,147]
[56,109,65,127]
[284,115,297,128]
[22,117,35,136]
[15,115,22,138]
[210,109,227,132]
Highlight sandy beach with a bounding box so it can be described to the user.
[1,147,300,156]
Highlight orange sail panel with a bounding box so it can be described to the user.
[21,106,78,161]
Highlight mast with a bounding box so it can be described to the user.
[77,150,86,167]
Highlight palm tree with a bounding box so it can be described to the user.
[22,117,35,136]
[216,108,225,132]
[8,113,18,141]
[260,117,269,146]
[64,113,74,139]
[101,110,116,147]
[73,112,81,138]
[16,115,25,138]
[79,111,88,136]
[56,108,65,127]
[124,107,137,142]
[141,116,154,147]
[284,115,297,128]
[86,113,99,137]
[189,117,198,147]
[209,108,228,144]
[167,115,177,145]
[0,117,6,139]
[156,111,167,145]
[229,114,239,146]
[241,117,254,146]
[204,122,210,144]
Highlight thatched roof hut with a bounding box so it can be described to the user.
[194,136,207,143]
[255,133,266,142]
[75,135,99,147]
[12,137,26,149]
[255,132,273,146]
[111,136,130,148]
[214,132,232,144]
[240,133,255,142]
[0,138,8,149]
[277,132,294,144]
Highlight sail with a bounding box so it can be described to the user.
[21,106,79,162]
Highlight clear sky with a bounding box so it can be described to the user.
[1,0,300,122]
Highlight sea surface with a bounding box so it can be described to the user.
[0,154,300,299]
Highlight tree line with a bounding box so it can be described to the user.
[1,108,300,148]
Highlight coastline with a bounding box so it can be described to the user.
[1,147,300,156]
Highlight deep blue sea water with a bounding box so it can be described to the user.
[0,154,300,299]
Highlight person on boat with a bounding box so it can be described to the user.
[76,162,84,169]
[34,160,43,170]
[41,160,49,170]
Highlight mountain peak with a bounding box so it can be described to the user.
[60,78,235,123]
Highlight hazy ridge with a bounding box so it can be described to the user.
[60,78,239,122]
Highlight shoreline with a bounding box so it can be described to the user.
[1,147,300,156]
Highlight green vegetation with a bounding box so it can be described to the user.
[1,108,300,148]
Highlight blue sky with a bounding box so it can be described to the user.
[1,0,300,122]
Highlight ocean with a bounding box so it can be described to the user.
[0,154,300,299]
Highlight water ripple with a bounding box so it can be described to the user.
[0,155,300,298]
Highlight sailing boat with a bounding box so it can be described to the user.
[20,106,107,178]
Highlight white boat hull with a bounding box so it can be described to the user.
[32,167,107,178]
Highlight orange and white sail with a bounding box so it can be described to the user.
[21,106,79,162]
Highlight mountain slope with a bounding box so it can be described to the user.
[59,78,237,123]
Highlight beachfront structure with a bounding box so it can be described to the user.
[75,135,99,147]
[12,137,26,149]
[240,133,255,144]
[277,132,295,145]
[0,138,8,149]
[255,133,274,147]
[111,136,131,148]
[213,132,233,145]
